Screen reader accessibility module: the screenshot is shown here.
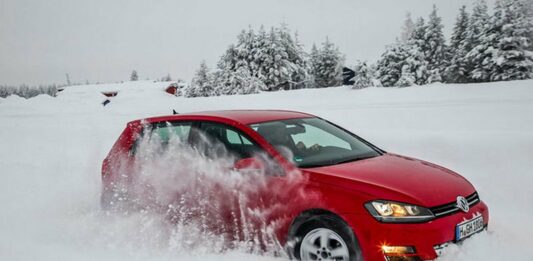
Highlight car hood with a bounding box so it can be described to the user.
[304,153,476,207]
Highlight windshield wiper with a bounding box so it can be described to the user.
[298,162,334,168]
[333,155,377,165]
[299,155,377,168]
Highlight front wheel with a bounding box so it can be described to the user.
[291,215,361,261]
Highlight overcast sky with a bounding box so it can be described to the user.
[0,0,495,86]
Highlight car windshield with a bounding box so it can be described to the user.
[250,118,381,168]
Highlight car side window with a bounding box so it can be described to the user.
[226,128,254,145]
[197,121,284,176]
[198,121,263,160]
[131,121,194,155]
[152,122,192,143]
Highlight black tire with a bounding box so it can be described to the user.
[289,214,362,261]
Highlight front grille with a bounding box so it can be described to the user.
[430,192,480,218]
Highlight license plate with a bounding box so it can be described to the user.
[455,215,484,241]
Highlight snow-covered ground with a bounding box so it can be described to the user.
[1,80,532,260]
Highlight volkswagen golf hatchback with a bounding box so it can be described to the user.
[101,110,489,261]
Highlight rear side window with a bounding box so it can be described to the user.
[152,123,191,143]
[131,121,193,155]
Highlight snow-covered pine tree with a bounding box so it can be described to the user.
[309,43,320,88]
[213,32,266,96]
[275,24,305,90]
[401,44,428,86]
[213,44,238,94]
[235,27,255,73]
[468,0,490,47]
[243,27,268,88]
[0,85,15,98]
[465,0,494,82]
[400,12,415,42]
[312,37,343,88]
[214,24,309,93]
[0,86,7,98]
[396,64,417,87]
[411,17,429,54]
[210,23,329,94]
[212,29,255,95]
[130,70,139,81]
[524,0,533,51]
[408,17,431,85]
[375,45,403,87]
[445,5,471,83]
[38,85,57,97]
[490,0,533,81]
[375,42,427,87]
[216,66,264,95]
[263,27,291,91]
[424,5,450,83]
[17,85,26,98]
[287,30,310,89]
[217,44,238,74]
[352,61,373,89]
[186,61,214,97]
[252,25,269,84]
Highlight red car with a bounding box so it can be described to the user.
[101,110,489,261]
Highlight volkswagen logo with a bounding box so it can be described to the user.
[456,196,469,213]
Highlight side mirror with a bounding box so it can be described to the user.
[234,157,266,174]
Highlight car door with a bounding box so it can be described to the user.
[133,120,302,247]
[192,121,290,244]
[194,120,317,249]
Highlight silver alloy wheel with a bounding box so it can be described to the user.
[300,228,350,261]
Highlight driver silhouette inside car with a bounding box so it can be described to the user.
[257,123,321,160]
[296,141,321,153]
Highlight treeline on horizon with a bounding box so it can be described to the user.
[186,0,533,97]
[0,84,60,99]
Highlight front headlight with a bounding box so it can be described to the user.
[365,200,434,223]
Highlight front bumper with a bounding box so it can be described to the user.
[344,200,489,260]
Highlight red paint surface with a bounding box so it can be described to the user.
[165,86,177,95]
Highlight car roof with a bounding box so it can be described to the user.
[143,110,316,125]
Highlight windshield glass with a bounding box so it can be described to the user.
[250,118,380,168]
